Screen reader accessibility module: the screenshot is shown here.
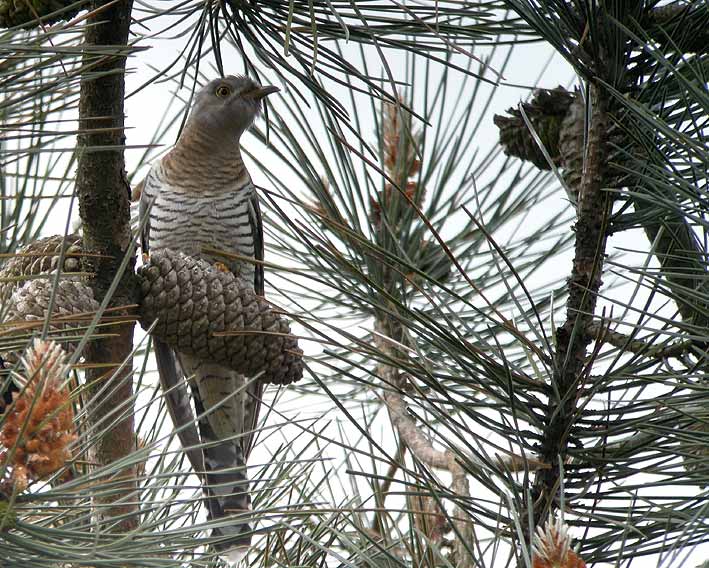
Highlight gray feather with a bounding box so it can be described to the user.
[181,355,253,551]
[153,337,204,474]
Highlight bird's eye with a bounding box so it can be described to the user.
[215,85,232,98]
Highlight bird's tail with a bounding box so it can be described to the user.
[181,355,254,564]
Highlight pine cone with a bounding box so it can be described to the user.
[494,87,575,170]
[0,237,304,385]
[0,235,96,356]
[0,234,83,302]
[4,278,99,349]
[7,278,98,323]
[138,249,303,385]
[0,0,82,29]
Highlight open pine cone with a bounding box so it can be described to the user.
[138,249,303,385]
[0,235,97,354]
[0,234,84,303]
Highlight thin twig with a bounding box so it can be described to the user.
[383,386,473,565]
[588,321,696,359]
[371,443,406,536]
[374,313,474,564]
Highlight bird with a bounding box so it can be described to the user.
[138,75,279,564]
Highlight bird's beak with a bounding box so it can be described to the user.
[248,85,280,100]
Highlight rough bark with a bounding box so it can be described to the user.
[75,0,136,530]
[532,85,611,521]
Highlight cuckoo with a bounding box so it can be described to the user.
[139,75,279,564]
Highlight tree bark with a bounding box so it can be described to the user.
[75,0,137,531]
[532,84,611,522]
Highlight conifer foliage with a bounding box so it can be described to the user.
[0,1,707,567]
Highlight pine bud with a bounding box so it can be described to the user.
[0,339,75,492]
[533,517,586,568]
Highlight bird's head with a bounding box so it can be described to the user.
[187,75,279,139]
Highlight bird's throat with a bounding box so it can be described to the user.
[164,125,249,192]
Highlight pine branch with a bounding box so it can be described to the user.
[587,321,695,359]
[646,1,708,53]
[380,364,474,567]
[75,0,137,531]
[495,85,709,328]
[533,84,612,523]
[625,177,709,329]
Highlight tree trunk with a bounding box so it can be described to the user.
[75,0,137,531]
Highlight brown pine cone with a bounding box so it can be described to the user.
[0,0,82,29]
[493,87,575,170]
[0,234,83,302]
[0,235,95,357]
[4,278,99,349]
[138,249,303,385]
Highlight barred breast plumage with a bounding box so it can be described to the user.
[142,159,258,284]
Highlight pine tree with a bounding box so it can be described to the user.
[0,1,707,566]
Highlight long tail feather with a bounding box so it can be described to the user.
[182,355,253,560]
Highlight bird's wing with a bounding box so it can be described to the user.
[141,164,204,475]
[138,164,160,255]
[244,189,265,459]
[154,338,205,474]
[250,189,265,297]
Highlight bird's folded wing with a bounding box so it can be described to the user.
[154,337,205,474]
